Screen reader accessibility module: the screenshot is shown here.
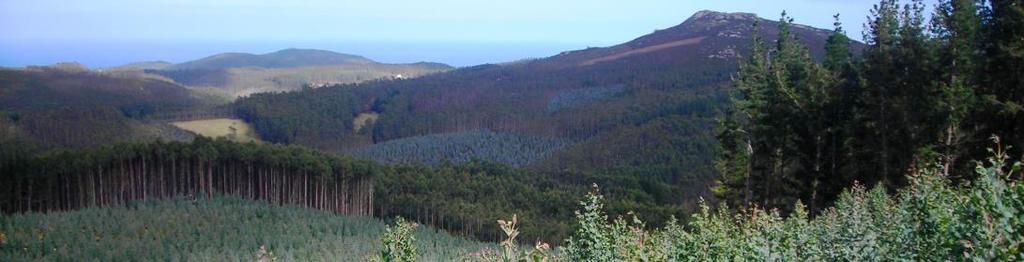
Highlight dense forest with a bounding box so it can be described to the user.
[350,130,572,168]
[714,0,1024,214]
[0,137,693,244]
[0,138,377,216]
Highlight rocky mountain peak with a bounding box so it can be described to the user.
[687,10,760,23]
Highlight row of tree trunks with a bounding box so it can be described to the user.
[1,156,374,216]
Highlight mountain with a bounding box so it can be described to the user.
[168,48,376,70]
[106,61,174,71]
[234,10,863,197]
[137,48,453,97]
[237,10,858,154]
[542,10,839,68]
[229,10,866,238]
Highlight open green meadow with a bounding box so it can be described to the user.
[171,118,261,143]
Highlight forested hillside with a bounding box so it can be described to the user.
[351,130,572,167]
[234,0,1024,248]
[235,12,840,172]
[0,67,217,150]
[233,13,861,223]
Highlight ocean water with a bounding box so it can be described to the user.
[0,40,592,68]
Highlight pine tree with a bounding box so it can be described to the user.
[718,13,832,211]
[851,0,939,190]
[769,11,833,211]
[712,107,752,209]
[932,0,984,178]
[822,14,861,207]
[716,19,770,209]
[978,0,1024,161]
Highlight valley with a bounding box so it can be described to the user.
[2,0,1023,260]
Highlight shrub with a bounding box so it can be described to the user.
[489,214,553,262]
[379,217,418,262]
[555,148,1023,261]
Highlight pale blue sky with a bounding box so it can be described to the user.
[0,0,939,67]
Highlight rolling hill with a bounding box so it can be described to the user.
[133,49,453,97]
[105,61,174,71]
[237,10,859,170]
[0,66,216,150]
[168,48,376,70]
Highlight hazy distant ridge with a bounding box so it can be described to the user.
[168,48,377,70]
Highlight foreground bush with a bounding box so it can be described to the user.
[561,148,1023,261]
[378,217,419,262]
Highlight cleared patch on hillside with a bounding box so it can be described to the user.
[171,118,261,143]
[352,112,380,132]
[580,37,706,66]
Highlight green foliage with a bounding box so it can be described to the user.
[351,130,571,168]
[0,137,379,214]
[0,68,212,150]
[563,185,667,261]
[718,0,1024,213]
[545,85,626,113]
[971,0,1024,172]
[374,161,582,244]
[720,13,836,211]
[560,151,1024,261]
[0,196,488,261]
[563,186,615,261]
[379,217,419,262]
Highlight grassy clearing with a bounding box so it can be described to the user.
[225,64,450,97]
[353,112,380,132]
[171,118,261,143]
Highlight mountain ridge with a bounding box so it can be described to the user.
[539,10,853,69]
[235,9,860,170]
[168,48,377,70]
[105,48,456,97]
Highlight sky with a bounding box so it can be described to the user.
[0,0,940,67]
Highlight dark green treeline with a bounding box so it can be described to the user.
[716,0,1024,212]
[0,137,377,216]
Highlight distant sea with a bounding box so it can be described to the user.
[0,40,595,68]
